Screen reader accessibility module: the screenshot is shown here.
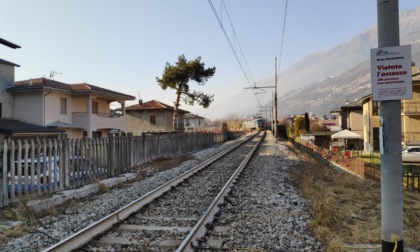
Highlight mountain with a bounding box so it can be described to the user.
[200,6,420,121]
[278,41,420,118]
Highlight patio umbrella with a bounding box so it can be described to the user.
[331,129,362,151]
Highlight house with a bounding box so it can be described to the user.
[359,62,420,151]
[6,78,135,138]
[358,94,381,152]
[0,38,21,120]
[184,113,206,131]
[401,70,420,146]
[125,100,189,135]
[329,100,363,136]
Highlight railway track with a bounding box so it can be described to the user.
[42,131,265,252]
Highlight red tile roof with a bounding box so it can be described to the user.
[10,78,135,100]
[126,100,189,113]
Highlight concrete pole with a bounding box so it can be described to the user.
[377,1,404,251]
[274,57,278,138]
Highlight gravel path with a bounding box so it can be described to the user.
[0,133,323,251]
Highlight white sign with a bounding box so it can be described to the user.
[371,45,412,101]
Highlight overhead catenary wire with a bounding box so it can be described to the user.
[208,0,261,107]
[277,0,289,74]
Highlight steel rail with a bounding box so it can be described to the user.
[177,131,266,251]
[42,132,258,252]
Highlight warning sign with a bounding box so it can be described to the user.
[371,45,412,101]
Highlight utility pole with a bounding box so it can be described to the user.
[270,93,273,132]
[377,1,403,251]
[274,57,278,138]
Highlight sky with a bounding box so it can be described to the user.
[1,1,420,120]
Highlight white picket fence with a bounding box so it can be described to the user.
[1,131,227,207]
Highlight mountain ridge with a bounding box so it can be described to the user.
[199,6,420,120]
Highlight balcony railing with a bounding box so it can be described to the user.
[72,112,125,130]
[73,112,121,118]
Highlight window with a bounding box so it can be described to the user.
[60,97,67,114]
[92,101,98,114]
[373,101,380,116]
[150,115,156,125]
[92,131,102,138]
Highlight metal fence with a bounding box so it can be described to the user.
[1,131,226,207]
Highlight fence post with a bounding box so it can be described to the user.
[108,133,116,177]
[128,133,133,169]
[60,133,68,190]
[142,133,146,164]
[2,140,9,206]
[157,133,161,159]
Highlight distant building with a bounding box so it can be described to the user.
[330,100,363,136]
[184,113,206,131]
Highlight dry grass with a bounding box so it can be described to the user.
[287,142,420,251]
[98,182,109,193]
[0,201,38,244]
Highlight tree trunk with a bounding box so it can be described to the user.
[173,92,181,131]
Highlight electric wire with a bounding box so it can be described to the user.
[277,0,289,74]
[207,0,261,107]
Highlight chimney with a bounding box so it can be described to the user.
[138,99,143,105]
[29,78,32,85]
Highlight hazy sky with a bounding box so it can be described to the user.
[1,1,419,119]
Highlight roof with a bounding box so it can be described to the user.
[341,100,362,109]
[331,129,362,139]
[330,100,362,114]
[125,100,190,114]
[0,58,20,67]
[184,113,205,120]
[0,119,63,134]
[9,78,135,101]
[357,94,372,105]
[46,121,83,129]
[313,131,335,136]
[0,38,21,49]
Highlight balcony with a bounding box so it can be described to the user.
[72,112,125,131]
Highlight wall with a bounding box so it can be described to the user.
[13,92,43,125]
[45,92,74,125]
[125,110,174,135]
[0,64,15,118]
[349,110,363,136]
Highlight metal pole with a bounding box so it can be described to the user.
[377,1,404,251]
